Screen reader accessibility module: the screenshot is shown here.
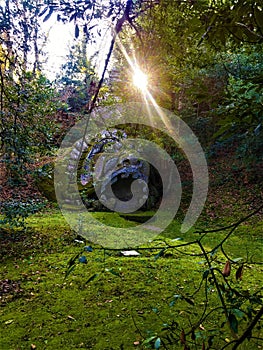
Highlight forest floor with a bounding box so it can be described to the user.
[0,202,262,349]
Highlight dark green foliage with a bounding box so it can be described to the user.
[0,199,46,229]
[215,48,263,137]
[0,72,59,181]
[156,0,263,47]
[200,0,263,46]
[0,2,61,227]
[0,0,61,186]
[214,48,263,174]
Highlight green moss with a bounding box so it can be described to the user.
[0,209,262,349]
[35,163,57,202]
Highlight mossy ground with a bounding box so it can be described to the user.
[0,208,262,349]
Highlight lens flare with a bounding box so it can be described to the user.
[133,68,148,91]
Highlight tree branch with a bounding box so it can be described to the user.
[85,0,133,114]
[72,0,135,176]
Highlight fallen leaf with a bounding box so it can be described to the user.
[5,319,14,325]
[67,315,76,321]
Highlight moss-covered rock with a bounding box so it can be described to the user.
[35,130,162,210]
[35,163,57,202]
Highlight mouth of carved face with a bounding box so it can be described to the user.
[75,131,162,210]
[110,165,148,202]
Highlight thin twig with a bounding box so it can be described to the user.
[197,203,263,236]
[198,241,228,319]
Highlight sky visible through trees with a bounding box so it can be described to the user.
[42,18,112,79]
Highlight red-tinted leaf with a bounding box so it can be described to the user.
[222,260,231,277]
[236,264,244,280]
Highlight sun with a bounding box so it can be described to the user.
[132,67,148,91]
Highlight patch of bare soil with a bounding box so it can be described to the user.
[0,279,23,304]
